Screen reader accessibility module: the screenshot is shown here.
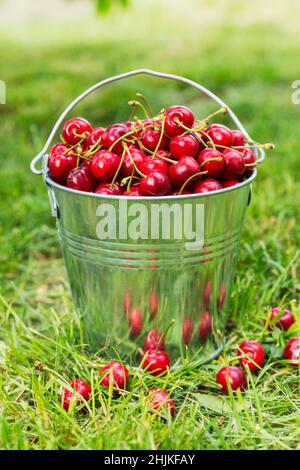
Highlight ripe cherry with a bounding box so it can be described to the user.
[67,165,97,192]
[122,186,141,196]
[222,180,240,188]
[206,124,232,147]
[62,117,92,145]
[62,379,91,411]
[149,291,158,318]
[169,156,201,188]
[268,307,295,331]
[84,127,105,148]
[144,329,165,351]
[141,157,169,176]
[146,389,175,416]
[231,129,245,147]
[99,361,129,390]
[218,284,226,309]
[204,280,212,306]
[129,307,142,336]
[241,148,256,177]
[238,340,265,371]
[197,148,224,177]
[194,178,222,194]
[221,149,245,180]
[49,143,69,157]
[90,150,120,181]
[141,127,169,152]
[48,151,77,183]
[199,311,212,341]
[283,338,299,366]
[182,317,194,344]
[141,349,170,376]
[139,171,172,196]
[95,182,122,195]
[101,123,128,153]
[170,134,200,159]
[216,366,247,395]
[164,105,194,137]
[122,146,147,177]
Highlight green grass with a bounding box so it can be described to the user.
[0,0,300,450]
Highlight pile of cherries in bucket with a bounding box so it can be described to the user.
[62,307,299,416]
[48,95,274,196]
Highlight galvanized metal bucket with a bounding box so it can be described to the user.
[31,69,265,365]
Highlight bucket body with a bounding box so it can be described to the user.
[46,174,253,361]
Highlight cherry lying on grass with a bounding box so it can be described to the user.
[99,361,130,390]
[216,366,247,395]
[62,379,91,411]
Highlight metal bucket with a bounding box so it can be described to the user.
[31,69,265,365]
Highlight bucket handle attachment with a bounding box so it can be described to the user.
[30,68,265,175]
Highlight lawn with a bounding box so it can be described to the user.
[0,0,299,450]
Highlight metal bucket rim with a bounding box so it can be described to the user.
[45,168,256,201]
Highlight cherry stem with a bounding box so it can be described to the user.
[128,100,150,120]
[136,92,153,117]
[152,114,166,159]
[123,142,146,178]
[202,106,228,124]
[128,102,137,122]
[245,162,257,167]
[156,319,176,353]
[199,157,223,169]
[178,170,208,194]
[174,118,215,149]
[109,128,137,152]
[121,174,140,187]
[110,149,125,188]
[139,143,176,164]
[73,130,89,140]
[64,139,85,155]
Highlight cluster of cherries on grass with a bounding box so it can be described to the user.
[48,95,274,196]
[62,307,299,416]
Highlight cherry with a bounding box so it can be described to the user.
[122,146,147,177]
[101,123,128,153]
[221,149,245,180]
[199,311,212,341]
[241,148,256,177]
[216,366,247,395]
[283,338,299,366]
[194,178,222,194]
[182,317,194,344]
[149,291,158,318]
[267,307,295,331]
[62,117,92,145]
[141,157,169,175]
[99,361,129,390]
[48,151,77,183]
[156,149,172,160]
[146,389,175,416]
[170,134,200,160]
[49,143,69,157]
[231,130,245,147]
[141,349,170,376]
[139,171,172,196]
[129,307,142,336]
[204,280,212,306]
[169,156,201,188]
[62,379,91,411]
[218,284,226,309]
[84,127,105,148]
[141,127,169,152]
[206,124,232,147]
[164,105,194,137]
[95,182,122,195]
[123,289,132,315]
[222,180,240,188]
[90,150,120,181]
[122,186,141,196]
[144,329,165,351]
[238,340,265,371]
[197,148,224,177]
[67,165,97,192]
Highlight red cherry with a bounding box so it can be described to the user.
[221,149,245,180]
[164,105,194,137]
[144,329,165,351]
[268,307,295,331]
[48,151,77,183]
[231,130,245,147]
[123,289,132,315]
[149,291,158,318]
[95,182,122,195]
[204,280,212,306]
[62,379,91,411]
[182,317,194,344]
[129,307,142,336]
[241,148,256,177]
[141,350,170,376]
[199,311,212,341]
[222,180,240,188]
[90,150,120,181]
[99,361,129,390]
[206,124,232,147]
[194,178,222,194]
[156,149,172,159]
[141,157,169,176]
[62,117,92,145]
[122,186,141,196]
[141,128,169,152]
[170,134,200,160]
[197,148,224,177]
[49,143,69,157]
[139,171,172,196]
[147,389,175,416]
[122,147,147,177]
[84,127,105,148]
[169,156,200,188]
[101,123,128,153]
[67,165,97,192]
[238,340,265,371]
[216,366,247,395]
[283,338,299,366]
[218,284,226,309]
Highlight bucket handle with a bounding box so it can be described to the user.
[30,68,265,175]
